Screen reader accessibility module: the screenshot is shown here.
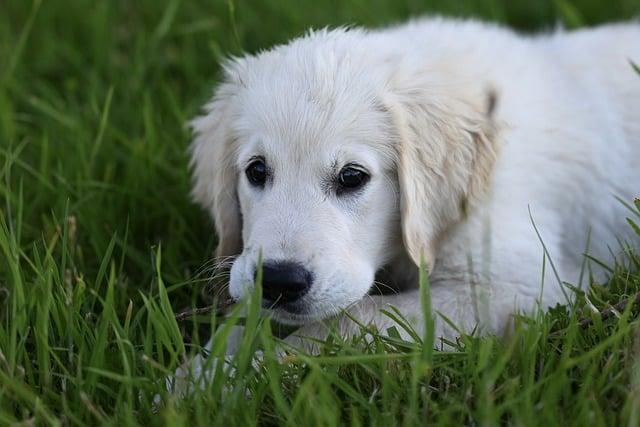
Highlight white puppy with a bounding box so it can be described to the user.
[188,18,640,361]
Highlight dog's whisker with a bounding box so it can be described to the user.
[372,280,399,295]
[213,286,231,301]
[195,255,238,278]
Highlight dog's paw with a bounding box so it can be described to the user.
[163,356,207,397]
[146,354,230,410]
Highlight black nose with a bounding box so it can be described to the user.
[258,261,313,304]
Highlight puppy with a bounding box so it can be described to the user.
[187,18,640,371]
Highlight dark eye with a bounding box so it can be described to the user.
[337,166,369,193]
[246,159,267,186]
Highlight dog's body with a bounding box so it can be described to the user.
[189,18,640,362]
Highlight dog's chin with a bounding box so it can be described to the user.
[264,303,336,326]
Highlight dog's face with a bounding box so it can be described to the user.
[190,29,498,324]
[229,100,402,323]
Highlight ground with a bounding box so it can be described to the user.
[1,0,640,425]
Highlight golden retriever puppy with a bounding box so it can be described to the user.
[182,18,639,384]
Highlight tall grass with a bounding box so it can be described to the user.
[1,0,639,425]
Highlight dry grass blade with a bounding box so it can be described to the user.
[174,297,235,322]
[578,291,640,329]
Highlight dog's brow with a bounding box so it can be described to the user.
[318,158,340,196]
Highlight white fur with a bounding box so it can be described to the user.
[189,18,640,357]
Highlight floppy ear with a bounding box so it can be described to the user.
[385,80,500,271]
[189,77,242,258]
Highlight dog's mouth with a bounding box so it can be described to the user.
[261,299,333,325]
[261,299,307,314]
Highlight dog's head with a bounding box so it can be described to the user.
[190,29,499,324]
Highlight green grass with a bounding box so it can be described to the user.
[1,0,640,425]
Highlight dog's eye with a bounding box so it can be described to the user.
[337,166,369,193]
[246,159,267,186]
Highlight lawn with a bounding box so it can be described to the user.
[1,0,640,425]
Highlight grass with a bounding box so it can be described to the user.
[1,0,640,425]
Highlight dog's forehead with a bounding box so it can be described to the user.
[228,36,399,171]
[235,80,386,145]
[233,98,397,175]
[233,83,396,170]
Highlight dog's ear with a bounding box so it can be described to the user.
[189,66,244,258]
[385,78,500,271]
